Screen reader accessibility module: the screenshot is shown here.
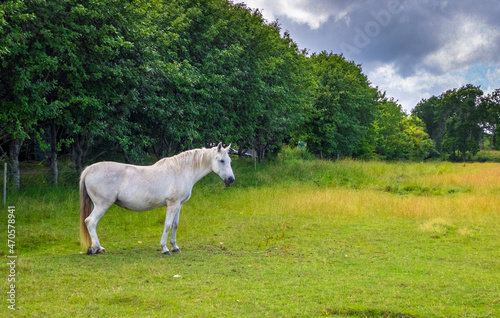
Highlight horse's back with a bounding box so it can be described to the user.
[83,161,132,187]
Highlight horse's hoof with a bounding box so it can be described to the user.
[162,251,171,255]
[172,248,181,253]
[87,246,105,255]
[87,247,98,255]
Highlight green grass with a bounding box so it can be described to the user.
[2,156,500,317]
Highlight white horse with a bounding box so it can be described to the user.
[79,143,235,255]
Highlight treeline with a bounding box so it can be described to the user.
[412,85,500,161]
[0,0,498,188]
[2,0,310,186]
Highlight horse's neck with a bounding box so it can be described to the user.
[157,148,213,184]
[190,149,214,183]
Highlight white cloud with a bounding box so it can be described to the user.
[366,12,500,111]
[485,67,500,94]
[368,61,500,111]
[424,15,500,73]
[237,0,332,29]
[367,63,468,112]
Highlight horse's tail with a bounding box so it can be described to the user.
[79,168,93,252]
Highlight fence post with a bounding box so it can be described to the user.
[3,162,6,206]
[253,148,256,171]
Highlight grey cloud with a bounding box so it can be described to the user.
[235,0,500,110]
[275,0,500,76]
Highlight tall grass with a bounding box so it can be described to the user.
[2,155,500,317]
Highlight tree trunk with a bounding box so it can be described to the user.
[0,145,6,161]
[122,150,132,164]
[48,124,58,186]
[71,143,84,176]
[258,148,265,163]
[491,125,496,150]
[71,135,88,176]
[9,138,24,189]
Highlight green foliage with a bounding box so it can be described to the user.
[440,85,483,161]
[1,0,157,175]
[471,150,500,162]
[362,97,436,161]
[0,0,46,140]
[166,1,311,161]
[478,88,500,150]
[413,84,491,161]
[300,52,378,159]
[1,0,311,173]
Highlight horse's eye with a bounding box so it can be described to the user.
[220,159,225,164]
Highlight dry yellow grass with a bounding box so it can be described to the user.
[417,163,500,194]
[249,186,499,221]
[236,162,500,242]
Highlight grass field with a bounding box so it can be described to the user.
[2,155,500,317]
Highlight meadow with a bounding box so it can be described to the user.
[1,152,500,317]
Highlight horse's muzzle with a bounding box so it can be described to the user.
[225,176,235,187]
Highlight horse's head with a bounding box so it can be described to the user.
[212,143,235,187]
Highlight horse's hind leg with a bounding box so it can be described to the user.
[85,205,109,255]
[170,207,182,253]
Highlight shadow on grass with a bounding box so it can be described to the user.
[322,308,421,317]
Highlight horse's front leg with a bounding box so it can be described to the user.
[160,201,180,255]
[170,208,181,253]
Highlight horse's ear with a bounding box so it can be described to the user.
[225,144,231,152]
[217,142,223,152]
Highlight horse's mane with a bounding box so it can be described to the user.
[154,148,213,171]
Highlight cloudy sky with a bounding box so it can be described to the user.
[233,0,500,112]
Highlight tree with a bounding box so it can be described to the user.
[246,28,311,162]
[360,96,435,160]
[478,89,500,150]
[1,0,166,182]
[412,96,444,153]
[440,85,483,161]
[0,0,54,188]
[300,52,378,159]
[95,0,195,160]
[164,1,311,162]
[373,97,407,159]
[2,0,314,189]
[413,85,487,161]
[403,116,436,160]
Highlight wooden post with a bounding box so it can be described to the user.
[254,149,257,171]
[3,162,6,206]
